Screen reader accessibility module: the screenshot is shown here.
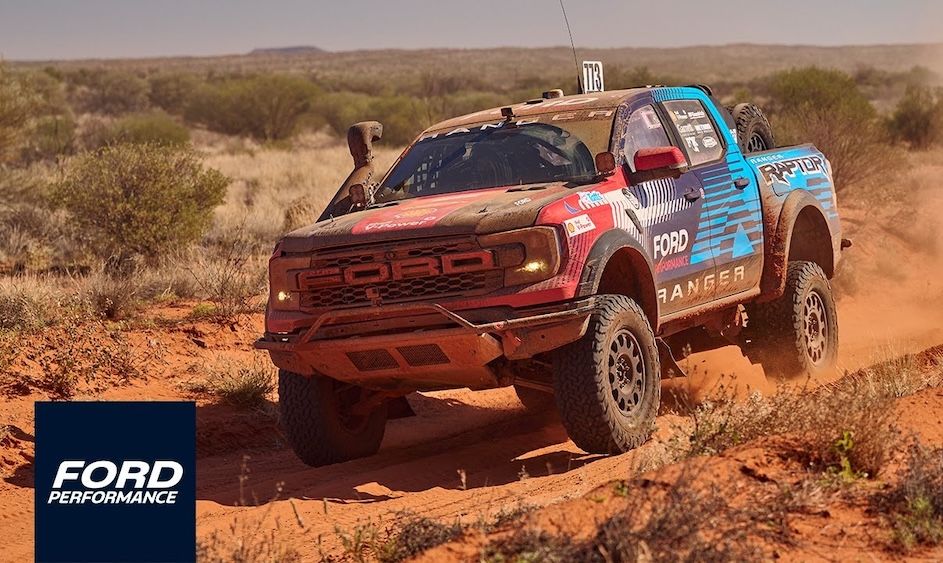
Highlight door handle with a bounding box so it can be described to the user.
[683,188,702,202]
[733,177,750,189]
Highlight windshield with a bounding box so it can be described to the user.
[371,118,609,204]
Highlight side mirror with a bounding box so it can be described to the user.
[629,146,689,184]
[594,151,616,175]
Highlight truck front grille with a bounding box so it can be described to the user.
[295,237,504,309]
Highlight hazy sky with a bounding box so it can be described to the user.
[1,0,942,61]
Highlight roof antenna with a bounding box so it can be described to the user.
[559,0,583,95]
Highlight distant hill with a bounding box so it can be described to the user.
[248,46,325,56]
[13,44,943,91]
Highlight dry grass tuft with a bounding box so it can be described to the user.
[875,442,943,552]
[198,461,301,562]
[327,511,463,563]
[17,318,146,399]
[204,138,401,245]
[0,276,57,330]
[483,467,783,563]
[183,356,276,408]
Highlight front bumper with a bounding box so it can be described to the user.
[254,298,597,391]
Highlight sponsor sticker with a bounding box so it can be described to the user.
[513,197,532,206]
[564,214,596,237]
[563,200,581,214]
[755,155,827,188]
[395,207,437,219]
[578,191,605,208]
[702,136,718,149]
[35,402,196,562]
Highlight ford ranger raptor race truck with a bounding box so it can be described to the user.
[256,84,848,467]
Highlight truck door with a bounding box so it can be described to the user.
[659,98,764,304]
[618,103,714,316]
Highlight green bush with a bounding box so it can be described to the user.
[148,71,199,115]
[888,84,943,150]
[82,70,150,115]
[312,91,372,138]
[0,63,41,163]
[12,70,76,162]
[766,67,897,192]
[52,143,228,263]
[369,95,426,146]
[185,74,320,140]
[314,92,438,146]
[90,112,190,148]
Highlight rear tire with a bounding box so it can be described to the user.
[732,103,775,153]
[744,261,839,381]
[278,370,387,467]
[552,295,661,454]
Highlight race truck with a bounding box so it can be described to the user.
[256,84,849,467]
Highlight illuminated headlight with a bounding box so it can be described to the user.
[520,260,548,274]
[480,227,562,286]
[277,291,292,302]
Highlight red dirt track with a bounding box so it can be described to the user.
[2,174,943,561]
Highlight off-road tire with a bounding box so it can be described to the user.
[732,103,775,153]
[744,261,838,381]
[278,370,388,467]
[552,295,661,454]
[513,385,555,413]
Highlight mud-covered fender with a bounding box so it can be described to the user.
[759,189,839,301]
[575,229,660,330]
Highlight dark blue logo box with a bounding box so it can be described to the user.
[35,402,196,563]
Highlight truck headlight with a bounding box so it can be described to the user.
[480,226,562,286]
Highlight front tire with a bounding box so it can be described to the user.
[744,261,839,381]
[552,295,661,454]
[278,370,388,467]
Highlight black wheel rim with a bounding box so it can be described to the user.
[607,328,646,417]
[802,290,829,366]
[747,132,768,152]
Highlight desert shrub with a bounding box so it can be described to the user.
[148,71,200,115]
[367,95,425,146]
[24,114,77,161]
[72,267,143,320]
[888,84,943,150]
[0,63,41,163]
[483,529,580,563]
[186,225,267,320]
[766,66,898,193]
[81,70,150,115]
[314,93,426,146]
[876,442,943,551]
[185,358,275,408]
[89,112,190,148]
[379,514,463,563]
[683,365,910,479]
[52,143,229,263]
[185,74,321,141]
[483,474,775,563]
[312,91,372,138]
[0,278,55,330]
[16,70,75,162]
[32,318,143,399]
[330,512,463,563]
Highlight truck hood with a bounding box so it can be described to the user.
[280,184,573,252]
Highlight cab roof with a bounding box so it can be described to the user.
[425,87,653,134]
